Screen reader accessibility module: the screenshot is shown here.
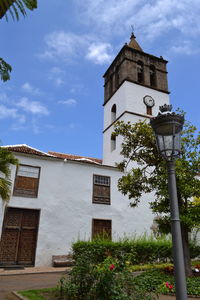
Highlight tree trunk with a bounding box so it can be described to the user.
[181,224,193,277]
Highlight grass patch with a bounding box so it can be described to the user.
[133,269,200,296]
[18,287,59,300]
[18,261,200,299]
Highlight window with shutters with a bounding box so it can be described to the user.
[92,219,112,239]
[13,165,40,198]
[93,175,110,205]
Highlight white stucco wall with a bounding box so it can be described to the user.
[103,81,170,166]
[0,153,155,267]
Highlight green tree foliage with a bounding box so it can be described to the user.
[0,57,12,81]
[0,0,37,20]
[0,147,18,202]
[0,0,37,81]
[114,118,200,276]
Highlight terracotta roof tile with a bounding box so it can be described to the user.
[2,144,57,158]
[2,144,102,165]
[48,151,102,165]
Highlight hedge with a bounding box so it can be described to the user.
[72,238,200,265]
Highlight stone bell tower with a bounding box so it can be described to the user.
[102,33,170,166]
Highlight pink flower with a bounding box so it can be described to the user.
[109,264,115,270]
[166,282,169,287]
[169,285,173,289]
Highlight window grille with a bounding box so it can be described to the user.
[93,175,110,204]
[13,164,40,198]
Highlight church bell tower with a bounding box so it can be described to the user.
[102,33,170,166]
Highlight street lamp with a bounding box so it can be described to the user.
[150,104,188,300]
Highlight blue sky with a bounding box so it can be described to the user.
[0,0,199,158]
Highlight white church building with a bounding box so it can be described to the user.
[0,34,170,267]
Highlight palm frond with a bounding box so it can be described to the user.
[0,0,37,20]
[0,148,18,202]
[0,177,11,202]
[0,58,12,82]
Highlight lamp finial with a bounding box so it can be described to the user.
[159,104,172,113]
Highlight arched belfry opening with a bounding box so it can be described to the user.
[150,65,156,87]
[137,61,144,84]
[111,104,116,123]
[111,134,116,152]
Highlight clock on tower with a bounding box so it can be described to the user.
[102,33,170,166]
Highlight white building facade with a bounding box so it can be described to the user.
[0,34,170,267]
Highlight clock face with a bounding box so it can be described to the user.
[143,95,155,107]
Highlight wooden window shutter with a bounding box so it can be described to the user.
[93,175,110,205]
[92,219,112,240]
[13,165,40,198]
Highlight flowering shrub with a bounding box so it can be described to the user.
[165,282,173,290]
[192,264,200,276]
[195,264,200,269]
[59,255,157,300]
[158,281,175,294]
[163,265,174,274]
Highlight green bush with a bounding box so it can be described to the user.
[133,269,200,296]
[59,255,157,300]
[72,236,200,265]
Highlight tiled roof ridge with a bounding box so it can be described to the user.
[1,145,102,165]
[2,144,57,158]
[48,151,102,164]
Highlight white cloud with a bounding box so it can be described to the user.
[50,67,64,74]
[40,31,114,64]
[40,31,90,62]
[0,93,9,102]
[17,97,49,115]
[74,0,200,54]
[0,105,19,119]
[70,83,85,94]
[48,67,65,87]
[75,0,200,37]
[31,118,41,134]
[0,104,26,126]
[86,43,113,64]
[170,40,199,55]
[59,98,77,106]
[55,78,64,87]
[21,82,40,95]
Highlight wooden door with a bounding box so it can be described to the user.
[0,207,40,266]
[92,219,112,239]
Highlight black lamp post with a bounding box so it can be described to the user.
[150,104,188,300]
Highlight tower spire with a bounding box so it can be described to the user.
[128,32,143,51]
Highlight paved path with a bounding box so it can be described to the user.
[0,271,199,300]
[159,296,200,300]
[0,272,65,300]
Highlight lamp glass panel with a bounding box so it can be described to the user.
[174,133,181,151]
[156,135,164,151]
[163,135,173,158]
